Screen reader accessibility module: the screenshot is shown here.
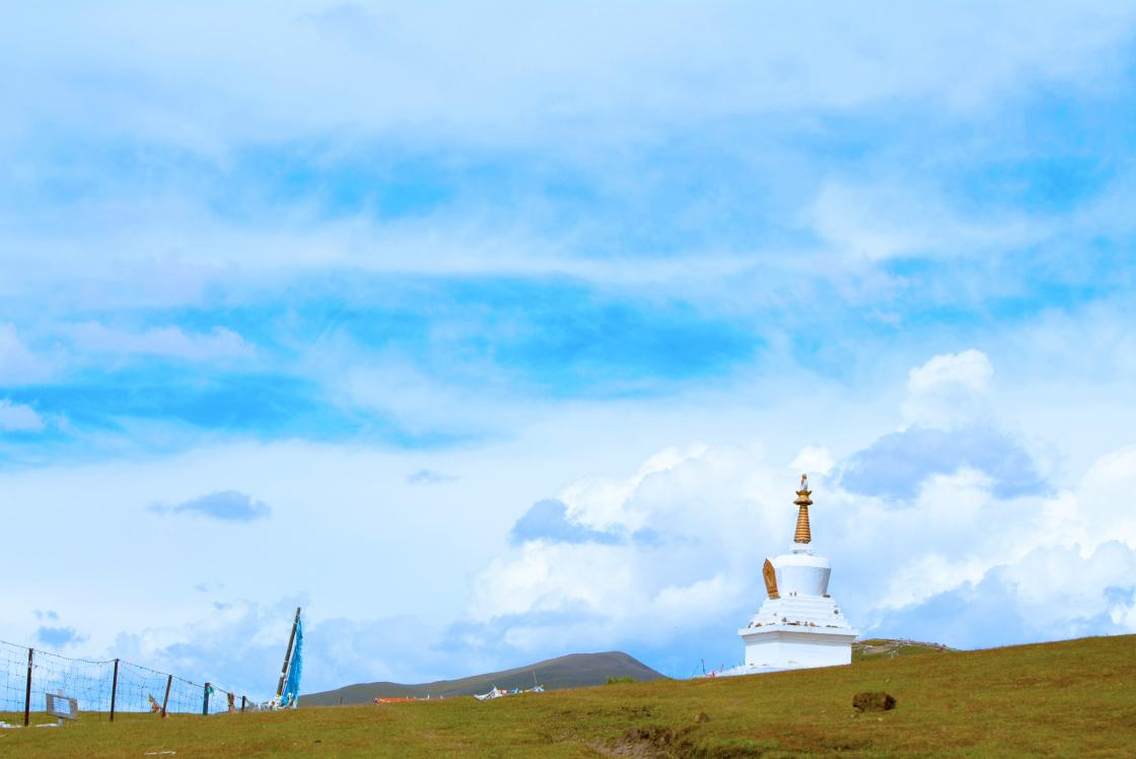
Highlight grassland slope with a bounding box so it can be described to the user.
[3,634,1134,757]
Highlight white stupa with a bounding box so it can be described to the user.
[721,474,857,675]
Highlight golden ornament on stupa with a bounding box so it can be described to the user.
[762,558,780,599]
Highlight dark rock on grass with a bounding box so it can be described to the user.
[852,691,897,712]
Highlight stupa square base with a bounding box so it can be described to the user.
[739,626,857,670]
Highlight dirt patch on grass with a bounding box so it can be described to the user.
[600,724,785,758]
[602,725,697,757]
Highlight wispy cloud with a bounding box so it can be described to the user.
[808,180,1050,263]
[0,324,55,385]
[66,323,253,362]
[0,399,45,432]
[509,499,623,546]
[838,425,1048,501]
[151,491,270,522]
[35,625,84,648]
[406,468,456,485]
[4,3,1132,148]
[902,349,995,428]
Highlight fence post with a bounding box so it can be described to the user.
[161,674,173,717]
[109,658,120,722]
[241,695,247,712]
[23,648,33,727]
[202,682,210,715]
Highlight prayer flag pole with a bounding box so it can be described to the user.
[275,607,302,704]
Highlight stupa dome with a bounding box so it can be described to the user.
[772,550,831,597]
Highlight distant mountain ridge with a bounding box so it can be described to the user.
[302,651,665,706]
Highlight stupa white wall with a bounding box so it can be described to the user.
[720,475,857,676]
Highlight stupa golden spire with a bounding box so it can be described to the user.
[793,473,812,544]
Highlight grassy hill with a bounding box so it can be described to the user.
[852,637,953,660]
[3,634,1134,757]
[302,651,664,705]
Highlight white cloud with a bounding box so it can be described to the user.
[903,349,994,428]
[0,399,45,432]
[1076,445,1136,547]
[3,3,1133,150]
[0,341,1131,684]
[0,1,1128,333]
[323,348,534,440]
[790,445,834,476]
[908,349,993,396]
[1012,301,1136,383]
[1003,541,1136,625]
[809,181,1047,262]
[466,444,803,653]
[66,323,253,362]
[466,427,1136,662]
[0,4,1130,317]
[0,197,784,315]
[0,324,54,384]
[559,444,710,531]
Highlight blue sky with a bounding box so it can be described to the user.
[2,1,1136,696]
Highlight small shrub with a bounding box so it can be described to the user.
[606,676,635,685]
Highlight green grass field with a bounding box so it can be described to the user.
[3,635,1134,757]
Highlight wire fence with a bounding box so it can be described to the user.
[0,639,260,724]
